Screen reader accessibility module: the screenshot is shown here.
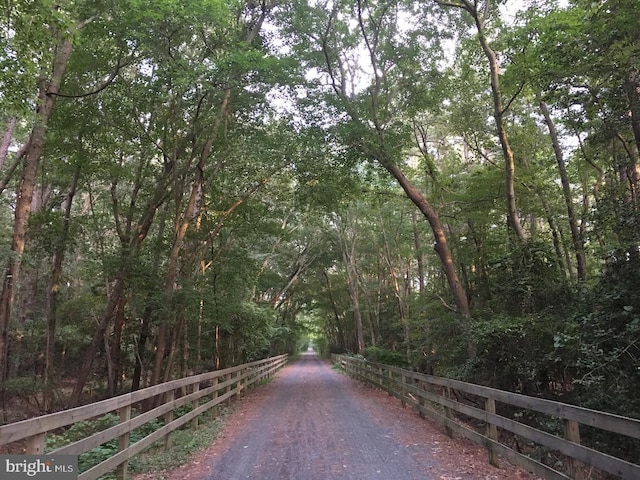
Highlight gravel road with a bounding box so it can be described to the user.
[158,352,538,480]
[205,351,437,480]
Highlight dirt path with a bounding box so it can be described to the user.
[159,352,539,480]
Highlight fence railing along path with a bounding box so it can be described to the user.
[332,354,640,480]
[0,354,288,480]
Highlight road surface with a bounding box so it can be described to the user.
[159,352,536,480]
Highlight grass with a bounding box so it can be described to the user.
[127,406,232,479]
[43,372,280,479]
[128,374,278,478]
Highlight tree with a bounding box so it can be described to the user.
[436,0,527,240]
[0,1,99,396]
[281,0,471,317]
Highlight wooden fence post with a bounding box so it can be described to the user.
[400,372,408,407]
[225,373,233,407]
[164,390,174,451]
[212,376,219,411]
[117,405,131,480]
[418,382,426,420]
[485,398,499,467]
[565,419,584,480]
[444,387,453,438]
[25,433,45,454]
[192,382,200,430]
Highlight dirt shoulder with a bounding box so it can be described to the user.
[139,352,541,480]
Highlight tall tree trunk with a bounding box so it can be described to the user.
[131,306,151,392]
[162,314,186,383]
[438,0,526,240]
[0,35,74,394]
[71,275,125,404]
[411,210,425,294]
[381,161,471,318]
[44,165,80,411]
[339,222,365,353]
[540,100,587,280]
[474,11,525,240]
[72,173,172,405]
[214,324,220,370]
[323,270,346,352]
[380,216,411,353]
[540,197,569,279]
[108,294,126,396]
[0,117,16,170]
[151,136,212,388]
[626,70,640,185]
[467,221,491,306]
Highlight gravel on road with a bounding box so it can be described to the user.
[150,352,540,480]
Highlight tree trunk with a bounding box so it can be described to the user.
[0,35,74,392]
[474,15,526,241]
[72,171,172,404]
[380,216,411,353]
[162,313,186,383]
[339,218,365,353]
[323,270,346,352]
[108,294,126,395]
[0,117,16,170]
[44,165,80,411]
[626,70,640,177]
[381,161,471,318]
[539,197,569,279]
[437,1,526,240]
[411,210,425,294]
[131,306,151,392]
[71,275,125,404]
[540,100,587,280]
[151,151,207,387]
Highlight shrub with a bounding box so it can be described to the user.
[361,346,408,367]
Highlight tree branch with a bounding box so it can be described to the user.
[0,144,26,196]
[435,292,458,313]
[501,79,526,115]
[50,56,132,99]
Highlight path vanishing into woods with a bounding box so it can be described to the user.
[150,352,538,480]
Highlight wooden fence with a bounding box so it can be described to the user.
[332,354,640,480]
[0,354,288,480]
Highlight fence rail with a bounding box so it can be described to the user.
[332,354,640,480]
[0,354,288,480]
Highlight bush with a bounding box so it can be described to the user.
[46,413,165,477]
[461,314,564,397]
[551,250,640,463]
[361,346,408,367]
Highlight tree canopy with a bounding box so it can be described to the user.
[0,1,638,464]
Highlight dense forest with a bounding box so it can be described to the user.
[0,0,638,444]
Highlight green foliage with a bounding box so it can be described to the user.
[464,314,563,395]
[361,346,409,367]
[126,407,230,475]
[331,362,344,372]
[45,413,165,476]
[551,251,640,461]
[3,5,640,469]
[57,294,105,336]
[4,376,41,396]
[46,414,120,474]
[486,240,572,315]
